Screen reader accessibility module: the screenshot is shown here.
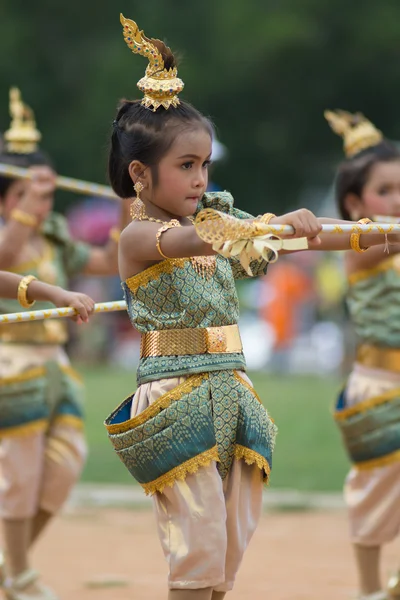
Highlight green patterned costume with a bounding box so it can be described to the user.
[0,213,90,437]
[335,255,400,468]
[106,192,277,494]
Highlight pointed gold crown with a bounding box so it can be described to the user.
[325,109,383,158]
[120,14,184,111]
[4,87,41,154]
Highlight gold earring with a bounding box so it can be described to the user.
[130,181,147,221]
[134,181,144,200]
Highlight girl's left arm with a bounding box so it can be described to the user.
[314,217,400,252]
[82,199,131,276]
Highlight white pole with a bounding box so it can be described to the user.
[0,300,127,325]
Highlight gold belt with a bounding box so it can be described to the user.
[0,321,68,345]
[140,324,242,358]
[356,343,400,373]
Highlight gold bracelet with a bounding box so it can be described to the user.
[350,218,372,253]
[17,275,37,308]
[10,209,38,228]
[109,227,121,243]
[155,220,180,260]
[257,213,276,225]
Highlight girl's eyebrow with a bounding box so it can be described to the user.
[177,153,212,159]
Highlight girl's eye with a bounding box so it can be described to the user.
[181,162,193,170]
[377,187,390,195]
[203,160,212,168]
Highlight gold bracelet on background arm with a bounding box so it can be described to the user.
[109,227,121,244]
[257,213,276,225]
[10,209,38,228]
[350,218,372,253]
[17,275,37,308]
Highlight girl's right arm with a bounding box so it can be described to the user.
[0,272,95,323]
[118,209,324,280]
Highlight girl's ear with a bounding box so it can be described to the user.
[128,161,150,189]
[344,192,364,220]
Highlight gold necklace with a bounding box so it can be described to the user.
[130,198,216,279]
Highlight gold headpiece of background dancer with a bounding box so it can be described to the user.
[120,14,184,111]
[324,109,383,157]
[4,87,41,154]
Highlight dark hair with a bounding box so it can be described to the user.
[108,40,213,198]
[0,143,53,200]
[335,140,400,219]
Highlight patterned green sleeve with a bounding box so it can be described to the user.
[63,239,91,276]
[196,191,269,280]
[42,213,91,277]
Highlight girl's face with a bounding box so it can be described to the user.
[346,160,400,219]
[0,179,28,220]
[0,177,54,222]
[146,128,212,218]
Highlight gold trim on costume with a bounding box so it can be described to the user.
[0,320,68,345]
[234,444,271,480]
[0,367,46,386]
[53,414,84,430]
[334,387,400,421]
[7,239,56,280]
[106,373,207,434]
[140,324,242,358]
[142,445,220,495]
[0,419,48,438]
[60,365,83,385]
[233,371,262,404]
[355,344,400,374]
[125,258,188,294]
[354,449,400,471]
[348,255,396,285]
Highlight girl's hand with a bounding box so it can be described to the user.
[269,209,322,248]
[18,166,56,224]
[48,288,95,324]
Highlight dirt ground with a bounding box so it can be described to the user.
[4,507,398,600]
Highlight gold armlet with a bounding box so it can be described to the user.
[10,209,38,228]
[109,227,121,243]
[350,218,372,253]
[155,220,180,260]
[257,213,276,225]
[17,275,37,308]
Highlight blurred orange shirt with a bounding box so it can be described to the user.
[260,262,312,349]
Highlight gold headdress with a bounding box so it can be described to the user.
[325,109,383,158]
[4,87,41,154]
[120,14,184,111]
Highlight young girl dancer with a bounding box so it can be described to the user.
[105,17,397,599]
[0,88,128,600]
[326,110,400,600]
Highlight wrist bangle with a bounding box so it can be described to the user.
[257,213,276,225]
[10,209,38,228]
[350,218,372,253]
[109,227,121,243]
[17,275,37,308]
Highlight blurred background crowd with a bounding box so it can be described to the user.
[2,0,399,377]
